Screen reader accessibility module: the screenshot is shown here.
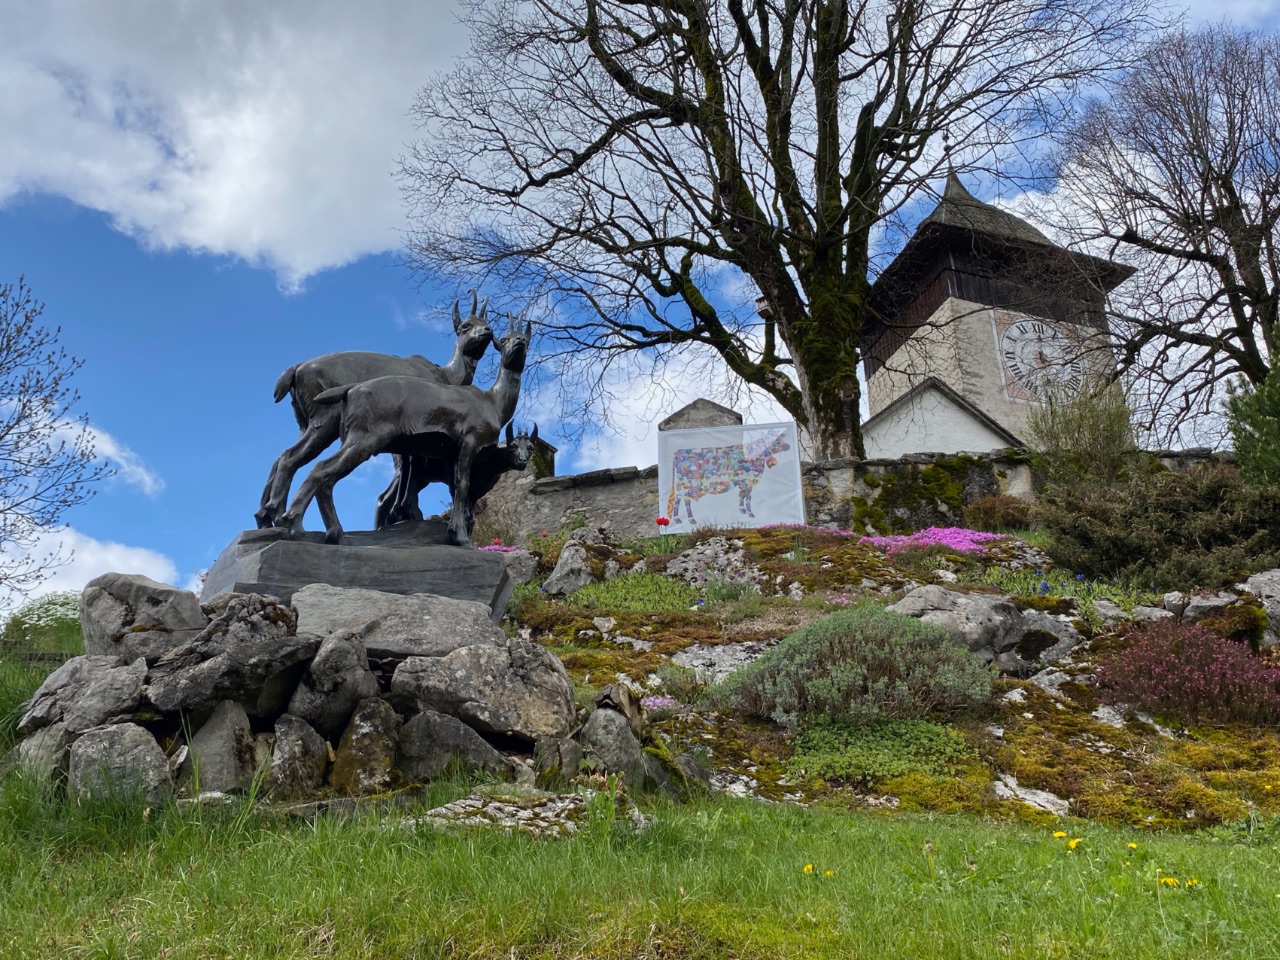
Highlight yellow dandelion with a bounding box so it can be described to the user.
[1068,838,1082,850]
[1124,861,1131,867]
[803,863,814,874]
[1160,877,1179,887]
[1053,831,1067,838]
[824,869,835,878]
[1186,878,1201,888]
[1127,842,1138,850]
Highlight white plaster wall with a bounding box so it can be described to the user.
[863,384,1013,459]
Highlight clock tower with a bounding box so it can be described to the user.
[860,174,1133,459]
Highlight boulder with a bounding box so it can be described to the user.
[578,707,673,794]
[1239,569,1280,647]
[533,737,584,786]
[268,715,329,798]
[391,638,576,742]
[595,684,644,740]
[178,700,255,793]
[59,657,147,734]
[80,573,208,663]
[67,723,172,805]
[541,542,594,597]
[330,698,401,796]
[887,586,1023,661]
[396,708,511,781]
[146,634,319,715]
[993,773,1069,818]
[192,593,297,651]
[287,633,379,739]
[1182,592,1238,624]
[290,584,505,661]
[14,722,72,784]
[888,586,1079,674]
[18,655,128,736]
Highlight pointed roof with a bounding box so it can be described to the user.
[920,173,1053,247]
[861,376,1025,451]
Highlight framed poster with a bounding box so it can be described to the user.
[657,421,805,528]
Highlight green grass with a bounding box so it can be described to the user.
[0,593,83,751]
[568,573,700,614]
[0,772,1277,959]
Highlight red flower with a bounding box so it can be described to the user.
[656,517,670,527]
[491,537,502,545]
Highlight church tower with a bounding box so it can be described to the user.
[860,174,1133,459]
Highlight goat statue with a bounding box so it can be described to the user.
[255,293,493,529]
[282,315,532,548]
[374,423,538,535]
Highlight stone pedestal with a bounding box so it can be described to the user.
[201,523,514,620]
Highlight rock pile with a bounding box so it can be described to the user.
[14,574,581,804]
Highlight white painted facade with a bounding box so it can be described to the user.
[862,381,1014,459]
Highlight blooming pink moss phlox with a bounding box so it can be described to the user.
[859,526,1005,556]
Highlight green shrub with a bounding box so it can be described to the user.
[789,718,974,788]
[1025,377,1139,489]
[568,573,699,613]
[962,494,1032,533]
[720,605,994,728]
[1033,463,1280,590]
[1227,373,1280,487]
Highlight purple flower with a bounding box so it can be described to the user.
[858,526,1005,556]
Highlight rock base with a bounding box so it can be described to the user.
[201,523,514,618]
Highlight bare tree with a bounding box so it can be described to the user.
[0,278,111,601]
[400,0,1155,460]
[1044,25,1280,445]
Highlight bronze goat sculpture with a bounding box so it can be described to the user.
[255,293,493,529]
[282,316,531,547]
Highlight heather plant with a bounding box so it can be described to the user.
[1033,463,1280,590]
[720,605,995,728]
[1227,372,1280,488]
[1095,621,1280,726]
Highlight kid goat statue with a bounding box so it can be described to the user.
[255,293,493,529]
[282,315,532,548]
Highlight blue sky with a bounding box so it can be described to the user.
[1,0,1275,606]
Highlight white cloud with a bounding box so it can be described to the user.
[84,424,165,496]
[0,525,181,615]
[0,0,468,287]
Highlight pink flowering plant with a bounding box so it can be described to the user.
[859,526,1005,556]
[1096,621,1280,725]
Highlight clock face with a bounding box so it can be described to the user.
[997,314,1086,401]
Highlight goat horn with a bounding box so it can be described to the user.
[478,295,488,319]
[505,422,514,442]
[531,423,538,441]
[469,289,478,316]
[452,299,462,335]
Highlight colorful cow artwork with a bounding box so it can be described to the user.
[665,430,792,525]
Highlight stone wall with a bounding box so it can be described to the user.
[477,447,1233,541]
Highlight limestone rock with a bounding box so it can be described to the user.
[541,542,594,597]
[146,634,319,715]
[888,586,1079,673]
[595,683,644,740]
[68,723,172,805]
[287,633,379,739]
[15,722,72,783]
[291,584,504,661]
[1182,592,1238,624]
[888,586,1023,661]
[396,708,511,781]
[80,573,208,663]
[578,707,672,794]
[993,773,1069,817]
[665,537,763,590]
[18,655,127,736]
[59,657,147,734]
[533,737,584,786]
[391,638,575,742]
[1239,569,1280,647]
[179,700,255,793]
[268,715,329,798]
[192,593,297,652]
[501,549,539,587]
[672,639,772,683]
[330,698,401,796]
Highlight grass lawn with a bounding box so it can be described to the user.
[1,774,1277,960]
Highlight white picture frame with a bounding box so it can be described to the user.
[657,421,805,529]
